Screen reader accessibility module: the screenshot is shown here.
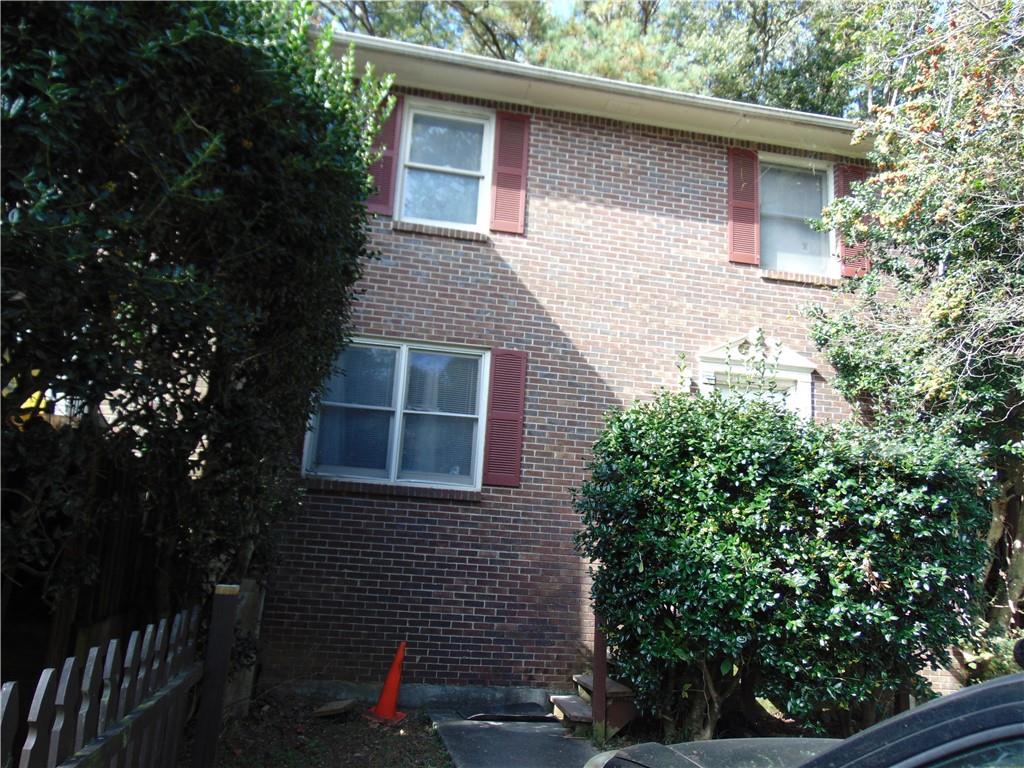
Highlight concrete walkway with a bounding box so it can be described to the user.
[431,710,600,768]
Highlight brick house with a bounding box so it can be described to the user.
[259,33,872,695]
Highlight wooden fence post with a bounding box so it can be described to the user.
[592,614,608,746]
[192,584,240,768]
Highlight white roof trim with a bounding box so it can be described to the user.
[698,330,818,374]
[332,32,869,158]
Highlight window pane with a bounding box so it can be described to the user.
[403,169,480,225]
[324,346,396,406]
[406,351,479,415]
[399,413,475,484]
[761,215,830,274]
[760,165,826,219]
[314,406,391,477]
[409,114,484,171]
[715,378,795,411]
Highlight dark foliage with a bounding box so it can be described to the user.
[1,1,389,633]
[575,392,991,738]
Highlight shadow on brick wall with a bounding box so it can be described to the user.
[259,225,622,692]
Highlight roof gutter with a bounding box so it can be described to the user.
[331,32,870,159]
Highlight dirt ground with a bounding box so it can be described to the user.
[207,692,453,768]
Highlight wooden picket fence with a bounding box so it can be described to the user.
[1,585,239,768]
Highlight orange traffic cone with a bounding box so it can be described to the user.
[365,641,407,724]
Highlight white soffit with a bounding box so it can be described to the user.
[333,32,870,159]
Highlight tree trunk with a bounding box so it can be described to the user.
[859,697,878,729]
[658,664,683,742]
[986,459,1023,633]
[988,504,1024,631]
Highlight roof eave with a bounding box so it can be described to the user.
[331,32,870,159]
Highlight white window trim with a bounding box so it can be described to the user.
[696,330,816,419]
[758,152,838,279]
[303,337,491,491]
[394,98,496,234]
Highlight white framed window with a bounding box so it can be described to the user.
[395,98,495,232]
[304,340,490,489]
[759,154,836,277]
[696,330,817,419]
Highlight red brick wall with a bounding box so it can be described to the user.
[259,91,858,688]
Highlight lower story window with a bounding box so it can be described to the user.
[697,330,816,419]
[713,375,798,411]
[307,340,489,488]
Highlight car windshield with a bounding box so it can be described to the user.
[925,737,1024,768]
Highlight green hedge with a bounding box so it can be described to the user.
[575,392,991,738]
[1,1,390,618]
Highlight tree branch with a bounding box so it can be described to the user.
[448,1,511,59]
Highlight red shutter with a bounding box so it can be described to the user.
[835,164,870,277]
[367,95,403,216]
[483,349,528,487]
[490,112,530,234]
[727,148,760,264]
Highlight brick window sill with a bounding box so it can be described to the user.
[760,270,843,288]
[390,220,491,243]
[303,475,482,502]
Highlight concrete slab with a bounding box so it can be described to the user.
[278,679,553,710]
[432,710,599,768]
[463,702,556,721]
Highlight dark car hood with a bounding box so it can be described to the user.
[603,738,841,768]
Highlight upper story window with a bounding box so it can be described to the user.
[759,161,834,277]
[399,104,495,230]
[305,340,490,489]
[728,149,867,278]
[366,96,530,236]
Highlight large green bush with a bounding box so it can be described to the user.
[1,1,389,632]
[575,392,991,739]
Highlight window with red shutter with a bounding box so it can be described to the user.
[483,349,528,487]
[385,98,531,235]
[729,148,861,279]
[393,99,496,232]
[728,148,760,265]
[367,95,403,216]
[304,339,492,490]
[834,164,871,277]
